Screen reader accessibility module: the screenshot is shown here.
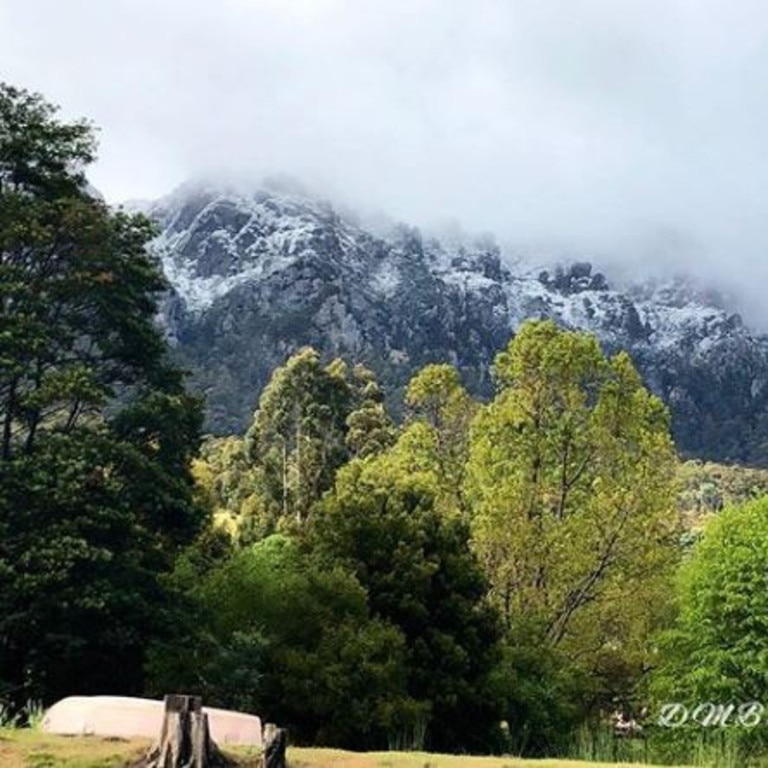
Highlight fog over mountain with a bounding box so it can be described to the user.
[3,0,768,323]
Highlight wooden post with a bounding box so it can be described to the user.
[141,695,233,768]
[262,722,287,768]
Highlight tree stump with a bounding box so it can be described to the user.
[262,723,288,768]
[141,695,233,768]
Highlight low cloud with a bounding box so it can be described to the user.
[3,0,768,322]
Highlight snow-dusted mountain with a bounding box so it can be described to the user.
[142,180,768,465]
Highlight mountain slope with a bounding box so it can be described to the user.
[145,181,768,465]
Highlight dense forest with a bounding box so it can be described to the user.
[4,83,768,765]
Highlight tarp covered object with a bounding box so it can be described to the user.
[41,696,262,746]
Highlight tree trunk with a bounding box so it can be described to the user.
[262,723,288,768]
[141,695,233,768]
[2,377,17,460]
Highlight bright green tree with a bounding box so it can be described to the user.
[467,320,679,707]
[653,496,768,702]
[649,497,768,762]
[404,363,477,516]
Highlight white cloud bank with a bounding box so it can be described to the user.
[3,0,768,320]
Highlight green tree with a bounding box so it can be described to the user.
[467,320,679,709]
[0,83,204,704]
[309,449,503,753]
[346,363,395,459]
[404,363,477,516]
[191,435,270,541]
[244,350,394,530]
[653,496,768,703]
[650,497,768,762]
[489,625,584,756]
[244,348,352,526]
[148,535,413,749]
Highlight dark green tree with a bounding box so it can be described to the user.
[0,83,204,704]
[308,454,503,753]
[147,535,414,749]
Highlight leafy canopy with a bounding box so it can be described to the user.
[653,496,768,704]
[0,82,204,704]
[467,320,679,703]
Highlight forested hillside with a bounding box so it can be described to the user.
[5,83,768,767]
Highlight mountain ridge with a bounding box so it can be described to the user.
[139,180,768,465]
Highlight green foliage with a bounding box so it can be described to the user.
[244,349,397,529]
[148,535,413,749]
[193,351,394,538]
[0,432,184,702]
[191,435,268,539]
[244,348,353,525]
[0,83,204,705]
[467,320,680,719]
[490,625,584,757]
[648,497,768,763]
[653,497,768,703]
[309,450,503,753]
[404,363,477,515]
[346,364,395,459]
[179,322,688,755]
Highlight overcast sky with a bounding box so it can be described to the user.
[3,0,768,319]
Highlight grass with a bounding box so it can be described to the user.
[0,729,686,768]
[0,728,265,767]
[0,728,149,768]
[289,747,680,767]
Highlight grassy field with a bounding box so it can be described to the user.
[0,729,685,768]
[289,747,681,768]
[0,729,153,768]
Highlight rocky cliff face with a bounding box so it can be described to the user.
[144,180,768,465]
